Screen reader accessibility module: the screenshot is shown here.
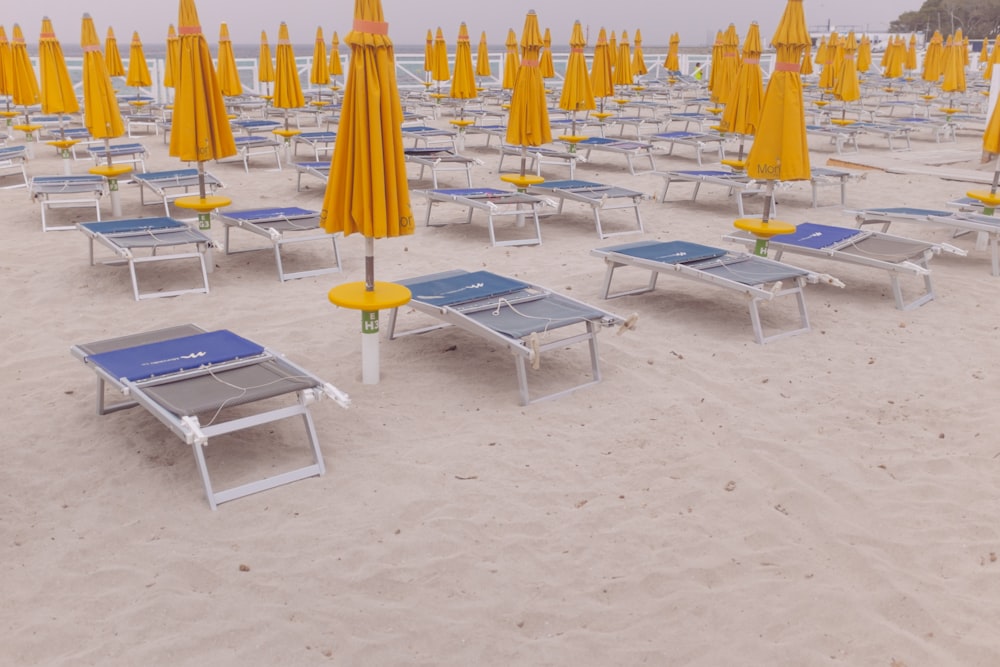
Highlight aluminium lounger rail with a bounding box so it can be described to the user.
[386,269,632,405]
[525,179,646,239]
[29,174,108,231]
[132,168,225,216]
[71,324,349,510]
[416,187,552,246]
[592,240,843,344]
[216,206,342,281]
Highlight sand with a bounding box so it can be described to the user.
[2,105,1000,666]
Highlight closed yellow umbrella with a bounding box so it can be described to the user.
[857,34,871,74]
[632,28,648,77]
[558,19,595,136]
[38,17,79,118]
[985,35,1000,82]
[273,21,304,128]
[833,31,860,124]
[431,26,449,88]
[126,31,152,90]
[423,28,433,83]
[800,40,814,76]
[310,26,329,88]
[163,24,180,90]
[9,24,40,113]
[591,28,614,109]
[322,0,414,385]
[740,0,810,254]
[613,30,633,89]
[0,26,15,123]
[906,33,918,74]
[707,30,723,96]
[216,23,242,97]
[505,10,551,179]
[819,31,838,90]
[942,29,967,96]
[922,31,943,83]
[540,27,555,79]
[972,68,1000,210]
[713,23,740,104]
[502,28,519,90]
[258,29,275,95]
[450,22,476,101]
[81,13,128,213]
[720,21,763,158]
[329,31,343,86]
[475,30,491,85]
[664,32,680,72]
[104,27,125,77]
[168,0,236,225]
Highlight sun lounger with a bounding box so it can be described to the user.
[401,125,457,149]
[592,239,841,344]
[649,131,726,165]
[216,206,341,281]
[609,115,666,138]
[77,217,214,300]
[464,123,507,147]
[577,137,657,174]
[806,123,861,154]
[808,166,853,207]
[415,187,552,246]
[87,142,149,172]
[386,269,630,405]
[223,135,282,172]
[891,116,956,143]
[655,169,769,216]
[725,221,965,310]
[525,179,645,238]
[663,111,719,132]
[132,168,225,216]
[850,206,1000,276]
[853,121,916,151]
[404,146,481,187]
[291,131,337,159]
[43,127,98,158]
[293,161,329,191]
[499,143,585,179]
[29,174,107,231]
[70,324,350,509]
[125,113,159,137]
[0,145,29,189]
[230,118,283,135]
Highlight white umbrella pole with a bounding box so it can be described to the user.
[105,138,122,217]
[362,237,380,385]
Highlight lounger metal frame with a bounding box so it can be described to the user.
[656,169,769,216]
[221,136,282,172]
[404,147,481,187]
[386,270,628,405]
[650,131,726,166]
[217,207,342,281]
[293,161,329,191]
[70,324,350,510]
[526,179,646,238]
[0,145,28,189]
[416,187,551,246]
[132,168,225,216]
[30,174,108,232]
[578,137,657,175]
[87,142,149,172]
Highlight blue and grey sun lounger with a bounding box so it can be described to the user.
[525,179,645,238]
[0,145,29,189]
[291,131,338,159]
[655,169,767,216]
[221,135,282,172]
[415,187,553,246]
[70,324,350,510]
[576,136,657,174]
[592,240,842,344]
[650,131,726,165]
[77,217,214,300]
[132,168,225,216]
[216,206,341,281]
[404,146,481,187]
[725,221,964,310]
[29,174,108,231]
[293,161,330,191]
[386,269,631,405]
[87,142,149,172]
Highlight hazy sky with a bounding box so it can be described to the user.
[6,0,920,47]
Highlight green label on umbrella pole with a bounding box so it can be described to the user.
[108,178,119,192]
[61,148,70,159]
[198,212,211,230]
[753,238,769,257]
[362,310,379,334]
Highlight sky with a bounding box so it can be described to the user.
[5,0,920,48]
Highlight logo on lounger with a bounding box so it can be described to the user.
[141,351,206,369]
[420,282,485,299]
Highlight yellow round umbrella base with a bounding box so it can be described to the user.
[720,159,746,171]
[922,94,936,101]
[500,173,545,190]
[558,135,588,144]
[830,118,856,126]
[734,217,795,257]
[328,281,412,311]
[966,190,1000,209]
[89,164,133,178]
[14,123,42,134]
[309,100,330,107]
[592,112,614,121]
[706,106,723,115]
[176,195,232,230]
[0,111,19,120]
[667,77,678,84]
[272,128,302,139]
[48,139,79,150]
[614,98,629,106]
[939,107,961,115]
[128,100,150,107]
[633,86,646,91]
[813,100,829,108]
[428,93,447,100]
[449,119,475,128]
[709,124,725,132]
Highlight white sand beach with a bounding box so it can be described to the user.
[3,102,1000,666]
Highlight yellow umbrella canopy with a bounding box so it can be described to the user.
[273,21,304,111]
[505,9,551,162]
[857,34,871,74]
[983,79,1000,154]
[922,31,943,82]
[321,0,413,242]
[310,26,329,86]
[906,33,918,72]
[591,27,614,99]
[502,28,519,89]
[665,32,680,72]
[330,31,343,78]
[819,31,838,90]
[216,22,242,96]
[9,24,40,109]
[126,31,152,88]
[450,22,476,99]
[38,17,80,116]
[431,26,449,84]
[632,28,648,77]
[833,31,860,104]
[80,13,124,141]
[0,27,14,102]
[713,23,741,104]
[476,30,491,79]
[168,0,236,165]
[104,27,125,77]
[258,30,275,87]
[613,30,633,87]
[559,20,595,117]
[707,30,723,95]
[423,28,433,76]
[720,21,763,138]
[163,24,180,88]
[985,36,1000,81]
[540,27,555,79]
[745,0,810,183]
[800,40,814,76]
[941,30,967,94]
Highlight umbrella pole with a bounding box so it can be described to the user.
[362,236,379,385]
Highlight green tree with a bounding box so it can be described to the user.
[891,0,1000,38]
